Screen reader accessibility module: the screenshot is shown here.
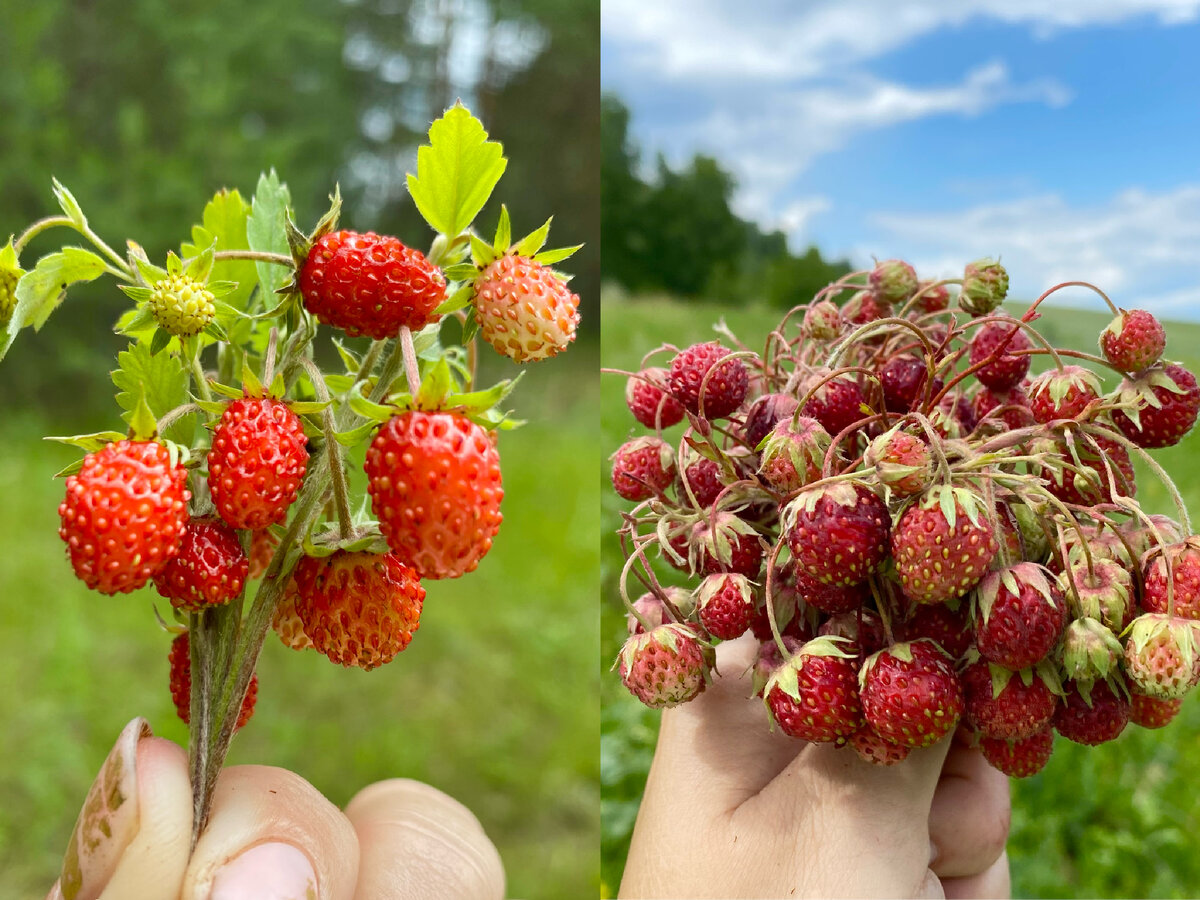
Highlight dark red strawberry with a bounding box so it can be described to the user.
[1130,692,1183,729]
[668,342,748,419]
[169,633,256,729]
[696,573,757,640]
[1028,365,1103,423]
[695,511,764,577]
[785,483,890,587]
[1111,363,1200,448]
[892,487,998,605]
[879,356,938,413]
[766,637,864,742]
[962,661,1057,740]
[1036,433,1135,506]
[973,384,1034,431]
[682,456,725,509]
[860,641,964,749]
[801,373,868,438]
[970,317,1032,391]
[793,569,865,614]
[979,726,1053,778]
[895,601,972,661]
[744,393,800,449]
[626,367,685,429]
[1054,679,1130,745]
[1099,308,1166,373]
[974,563,1067,669]
[843,290,892,326]
[610,437,675,502]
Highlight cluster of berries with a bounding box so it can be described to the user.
[611,257,1200,778]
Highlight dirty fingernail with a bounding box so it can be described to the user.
[210,842,318,900]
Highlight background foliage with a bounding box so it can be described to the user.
[0,2,599,896]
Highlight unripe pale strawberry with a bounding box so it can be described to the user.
[627,587,694,635]
[759,416,830,493]
[851,727,912,765]
[869,259,918,305]
[1123,613,1200,699]
[272,578,313,651]
[803,300,842,340]
[865,427,931,497]
[960,258,1008,316]
[473,255,580,362]
[1061,561,1133,632]
[1061,617,1123,683]
[148,274,215,337]
[617,623,713,708]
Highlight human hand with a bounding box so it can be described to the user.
[46,718,505,900]
[620,635,1011,899]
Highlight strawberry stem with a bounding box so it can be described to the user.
[399,326,422,397]
[13,215,74,253]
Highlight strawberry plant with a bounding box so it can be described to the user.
[2,103,582,844]
[606,257,1200,779]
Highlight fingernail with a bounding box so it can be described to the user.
[210,842,318,900]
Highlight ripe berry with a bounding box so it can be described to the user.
[610,437,676,502]
[293,550,425,670]
[979,727,1053,778]
[208,398,308,531]
[1142,538,1200,619]
[682,456,725,509]
[626,368,685,429]
[1100,309,1165,373]
[869,259,918,305]
[618,623,712,708]
[860,641,964,749]
[819,609,887,656]
[696,573,756,640]
[744,393,800,449]
[794,569,865,615]
[299,230,446,339]
[668,342,747,419]
[1111,363,1200,448]
[148,274,215,337]
[766,639,864,742]
[913,281,950,313]
[248,529,279,580]
[891,487,997,605]
[365,410,503,580]
[843,290,892,325]
[851,727,912,765]
[59,440,190,595]
[962,661,1057,740]
[1037,434,1135,506]
[272,578,313,651]
[973,384,1034,431]
[153,517,249,612]
[1054,680,1130,745]
[473,255,580,363]
[1028,365,1103,423]
[801,373,867,438]
[758,416,830,494]
[879,356,936,413]
[169,633,256,729]
[895,601,972,661]
[969,317,1032,391]
[1130,692,1183,729]
[974,563,1067,670]
[785,483,890,588]
[695,511,764,577]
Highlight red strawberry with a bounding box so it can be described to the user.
[879,356,937,413]
[851,726,912,765]
[668,342,748,419]
[1119,514,1184,562]
[208,398,308,531]
[962,661,1057,740]
[969,317,1032,391]
[744,393,800,449]
[801,372,868,438]
[293,550,424,670]
[793,569,865,615]
[610,437,676,502]
[973,384,1034,431]
[1123,613,1200,699]
[696,573,757,640]
[1054,679,1130,745]
[59,440,190,595]
[785,483,890,587]
[1028,365,1103,423]
[865,427,931,497]
[819,609,887,656]
[758,416,831,494]
[682,455,725,509]
[1099,308,1166,373]
[974,563,1067,670]
[979,727,1053,778]
[473,254,581,363]
[843,290,892,326]
[859,640,964,749]
[299,230,446,338]
[694,511,764,577]
[1130,692,1183,729]
[365,410,503,580]
[913,281,950,314]
[767,637,864,742]
[1142,538,1200,619]
[891,487,998,605]
[869,259,918,305]
[1111,363,1200,448]
[617,623,713,708]
[272,577,313,651]
[626,368,685,429]
[153,517,249,612]
[895,601,972,661]
[248,529,279,580]
[169,633,257,729]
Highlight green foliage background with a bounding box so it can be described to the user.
[0,2,599,896]
[599,291,1200,898]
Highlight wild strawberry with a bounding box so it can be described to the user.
[865,427,931,497]
[749,591,810,644]
[272,578,313,651]
[473,254,580,363]
[962,661,1057,740]
[365,410,503,580]
[1028,366,1103,423]
[1119,514,1184,563]
[248,529,279,580]
[1130,692,1183,729]
[979,727,1053,778]
[696,573,757,640]
[1142,538,1200,619]
[299,230,446,339]
[1099,309,1166,373]
[860,641,964,749]
[59,440,190,595]
[843,290,892,325]
[293,550,424,670]
[891,487,998,605]
[1036,434,1135,506]
[913,280,950,313]
[766,637,864,742]
[803,300,842,340]
[681,455,725,509]
[758,416,831,494]
[785,483,890,587]
[668,342,748,420]
[851,727,912,765]
[1123,613,1200,699]
[1111,363,1200,448]
[819,609,887,656]
[626,368,685,429]
[972,384,1034,431]
[627,587,695,635]
[148,274,215,337]
[801,372,868,438]
[617,623,713,709]
[869,259,918,305]
[208,398,308,531]
[969,317,1031,391]
[1054,679,1129,745]
[974,563,1067,670]
[960,258,1008,316]
[694,511,763,577]
[1061,617,1124,684]
[751,636,805,697]
[610,437,675,502]
[879,356,938,413]
[169,633,257,729]
[0,260,20,327]
[895,601,972,661]
[794,569,865,615]
[153,517,249,612]
[744,393,800,449]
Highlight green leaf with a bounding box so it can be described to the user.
[435,284,473,315]
[406,104,507,238]
[116,303,156,336]
[128,391,159,441]
[533,243,583,266]
[514,217,552,257]
[0,239,21,273]
[111,342,191,444]
[493,205,511,252]
[183,238,216,283]
[150,327,173,356]
[1,247,107,360]
[470,233,498,267]
[51,178,87,229]
[349,388,396,423]
[182,188,255,311]
[450,373,523,414]
[247,170,293,299]
[132,249,168,286]
[441,263,480,283]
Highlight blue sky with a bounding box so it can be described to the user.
[602,1,1200,318]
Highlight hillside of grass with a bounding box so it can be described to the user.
[600,293,1200,898]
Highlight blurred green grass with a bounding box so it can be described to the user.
[599,291,1200,898]
[0,339,600,899]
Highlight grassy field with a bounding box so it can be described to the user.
[600,291,1200,897]
[0,340,600,898]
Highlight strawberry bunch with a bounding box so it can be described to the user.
[611,257,1200,779]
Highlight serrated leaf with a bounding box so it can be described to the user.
[1,248,108,360]
[493,205,511,253]
[406,104,507,238]
[111,342,190,444]
[533,243,583,266]
[514,217,552,257]
[51,178,87,228]
[248,170,293,299]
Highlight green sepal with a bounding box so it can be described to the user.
[51,178,87,229]
[128,243,167,286]
[415,358,456,410]
[469,407,525,431]
[446,373,522,415]
[184,239,216,282]
[287,400,332,415]
[334,420,379,448]
[195,399,228,416]
[303,527,390,558]
[120,285,155,304]
[241,361,264,398]
[202,318,231,344]
[206,280,239,298]
[493,205,512,253]
[207,380,244,400]
[470,233,498,267]
[441,263,480,283]
[305,186,343,249]
[116,303,156,335]
[332,339,361,375]
[165,251,183,277]
[461,306,479,344]
[297,415,324,441]
[128,391,160,440]
[267,372,286,400]
[533,244,583,266]
[0,238,23,277]
[44,431,128,453]
[53,458,86,478]
[514,216,552,257]
[324,373,355,394]
[349,387,396,423]
[435,284,473,315]
[149,328,173,356]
